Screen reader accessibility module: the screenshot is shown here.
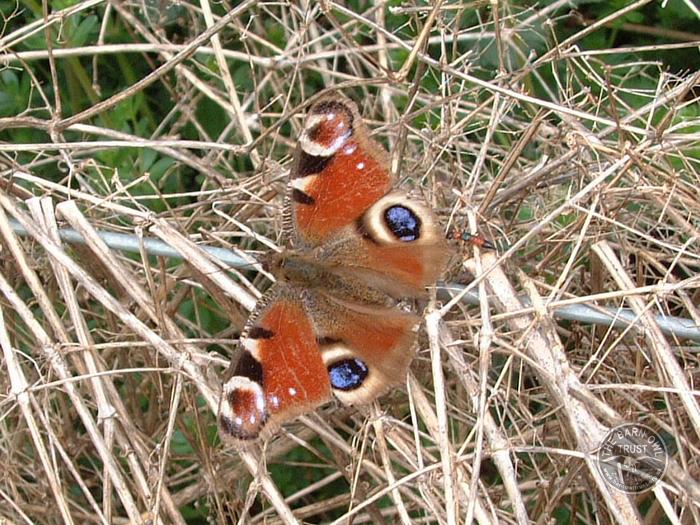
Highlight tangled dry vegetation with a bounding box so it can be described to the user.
[1,1,699,523]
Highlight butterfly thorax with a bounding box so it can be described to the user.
[263,250,396,307]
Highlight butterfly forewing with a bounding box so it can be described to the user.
[219,293,331,441]
[290,96,394,247]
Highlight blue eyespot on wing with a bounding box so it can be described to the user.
[328,358,369,391]
[384,205,421,242]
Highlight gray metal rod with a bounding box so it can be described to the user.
[438,286,700,343]
[8,219,700,342]
[9,219,248,268]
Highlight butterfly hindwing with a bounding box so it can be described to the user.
[312,192,452,296]
[312,295,419,406]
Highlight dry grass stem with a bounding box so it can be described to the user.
[1,1,699,523]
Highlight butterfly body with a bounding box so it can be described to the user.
[219,94,450,443]
[263,251,396,306]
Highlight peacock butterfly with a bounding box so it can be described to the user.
[218,93,451,442]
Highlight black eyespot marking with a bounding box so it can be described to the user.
[219,386,268,440]
[219,412,265,441]
[328,358,369,391]
[295,150,332,177]
[292,188,315,205]
[233,351,264,384]
[248,326,274,340]
[384,205,421,242]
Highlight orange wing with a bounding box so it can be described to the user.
[219,294,331,442]
[289,95,394,247]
